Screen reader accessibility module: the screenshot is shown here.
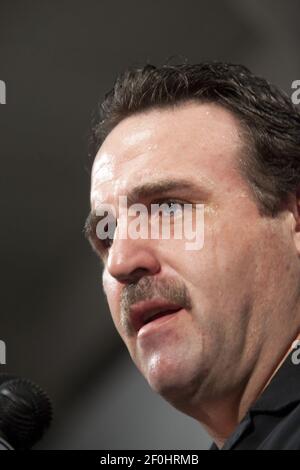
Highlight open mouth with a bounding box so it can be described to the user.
[137,307,183,338]
[143,308,181,325]
[129,299,184,335]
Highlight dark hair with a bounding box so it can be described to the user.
[90,62,300,216]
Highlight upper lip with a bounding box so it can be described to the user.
[129,298,183,333]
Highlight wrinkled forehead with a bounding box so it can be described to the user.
[90,103,244,207]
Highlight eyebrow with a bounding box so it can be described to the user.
[84,177,212,241]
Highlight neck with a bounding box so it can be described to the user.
[202,332,300,448]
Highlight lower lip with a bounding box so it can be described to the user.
[137,309,183,339]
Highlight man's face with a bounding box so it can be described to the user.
[89,102,296,409]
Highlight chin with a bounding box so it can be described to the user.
[141,352,202,400]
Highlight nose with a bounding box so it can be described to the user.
[107,227,161,284]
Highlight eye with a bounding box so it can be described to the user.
[95,221,116,254]
[151,199,186,217]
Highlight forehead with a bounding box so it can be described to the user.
[90,102,245,207]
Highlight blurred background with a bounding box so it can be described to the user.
[0,0,299,450]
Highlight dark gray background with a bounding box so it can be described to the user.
[0,0,299,450]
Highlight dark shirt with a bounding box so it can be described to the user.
[210,349,300,450]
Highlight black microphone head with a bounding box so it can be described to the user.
[0,375,53,450]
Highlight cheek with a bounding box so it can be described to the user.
[103,269,118,300]
[178,216,260,311]
[102,272,122,326]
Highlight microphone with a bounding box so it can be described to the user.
[0,374,53,450]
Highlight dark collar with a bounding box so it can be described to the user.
[250,349,300,413]
[210,348,300,450]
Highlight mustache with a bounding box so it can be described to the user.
[120,276,192,336]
